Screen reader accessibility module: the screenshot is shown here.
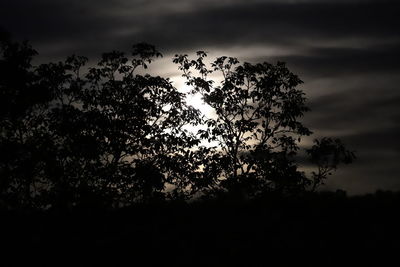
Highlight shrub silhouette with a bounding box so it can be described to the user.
[0,32,355,210]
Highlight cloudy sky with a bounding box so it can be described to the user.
[1,0,399,194]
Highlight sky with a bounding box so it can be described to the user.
[1,0,399,194]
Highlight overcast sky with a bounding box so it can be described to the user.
[1,0,399,194]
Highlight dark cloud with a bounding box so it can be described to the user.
[142,1,400,50]
[1,0,399,194]
[306,80,400,131]
[302,74,400,194]
[2,1,399,58]
[267,44,400,79]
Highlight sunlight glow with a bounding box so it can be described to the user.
[171,76,218,147]
[186,91,213,117]
[171,76,214,119]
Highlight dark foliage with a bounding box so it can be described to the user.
[1,191,399,266]
[0,33,355,210]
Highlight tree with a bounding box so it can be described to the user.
[0,32,355,209]
[0,35,205,208]
[307,137,355,192]
[173,52,355,198]
[35,45,205,208]
[0,30,53,208]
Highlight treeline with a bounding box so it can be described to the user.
[1,190,399,266]
[0,30,354,210]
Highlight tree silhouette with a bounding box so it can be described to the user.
[173,53,355,198]
[0,32,355,210]
[0,31,53,208]
[34,45,204,208]
[307,137,355,192]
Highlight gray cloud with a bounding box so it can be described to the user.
[302,74,400,194]
[2,1,399,58]
[267,44,400,79]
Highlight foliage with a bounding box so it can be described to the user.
[0,33,355,210]
[307,137,356,191]
[173,53,354,198]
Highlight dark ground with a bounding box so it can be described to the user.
[1,191,400,266]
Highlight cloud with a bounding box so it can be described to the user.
[2,0,399,58]
[301,73,400,194]
[266,44,400,79]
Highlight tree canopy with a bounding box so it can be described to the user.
[0,33,355,210]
